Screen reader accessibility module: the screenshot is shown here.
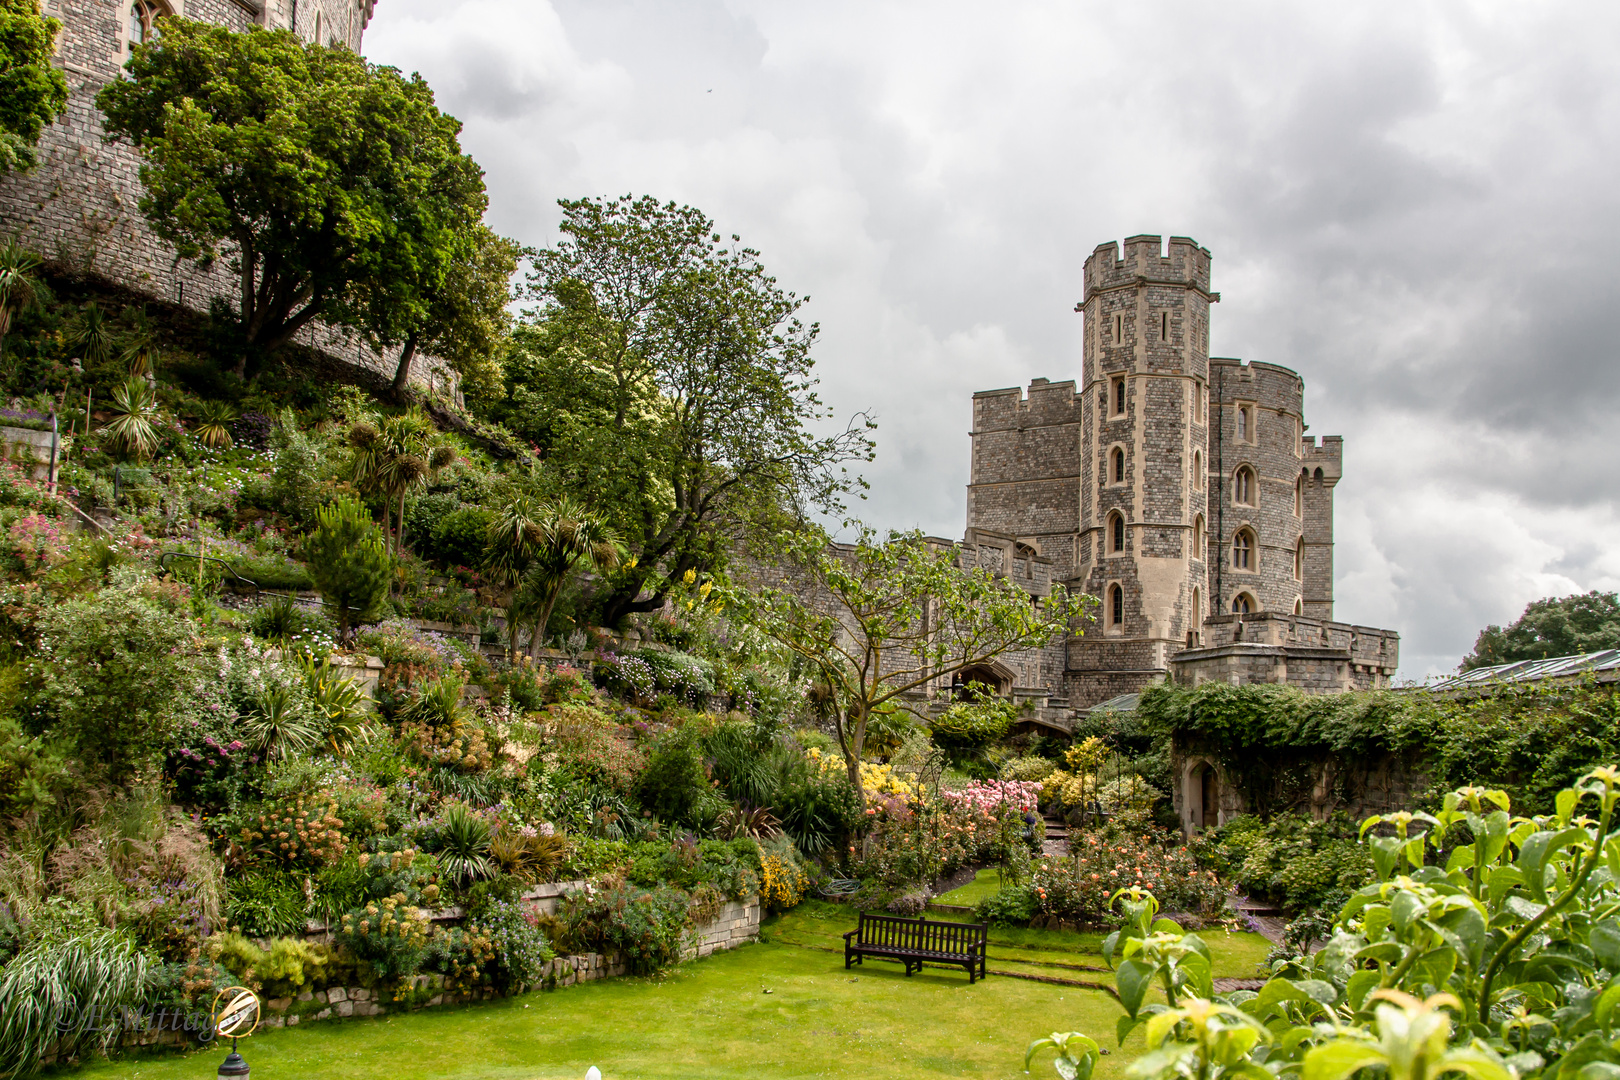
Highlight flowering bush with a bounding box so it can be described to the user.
[941,779,1041,815]
[336,893,433,984]
[557,875,693,975]
[594,653,656,702]
[1001,755,1057,782]
[806,747,920,799]
[5,513,68,576]
[1025,831,1222,927]
[758,837,809,912]
[543,704,645,793]
[238,798,347,868]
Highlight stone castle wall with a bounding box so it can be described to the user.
[0,0,459,393]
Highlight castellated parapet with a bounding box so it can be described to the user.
[962,235,1400,718]
[0,0,457,393]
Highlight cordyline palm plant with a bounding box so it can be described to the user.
[348,407,455,555]
[0,238,43,360]
[66,300,115,368]
[99,376,162,460]
[190,399,238,448]
[120,306,161,376]
[483,490,624,660]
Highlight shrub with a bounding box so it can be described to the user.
[335,893,433,983]
[248,595,333,647]
[303,494,391,642]
[975,885,1039,926]
[430,506,493,569]
[1191,811,1371,911]
[558,876,692,975]
[206,933,333,998]
[461,896,554,993]
[237,798,347,868]
[0,713,69,819]
[1002,755,1057,782]
[546,705,644,793]
[33,582,198,781]
[1029,830,1222,927]
[886,890,929,916]
[758,836,808,912]
[634,728,719,829]
[930,692,1017,754]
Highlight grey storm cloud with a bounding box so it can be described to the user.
[362,0,1620,680]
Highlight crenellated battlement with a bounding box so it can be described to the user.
[970,377,1082,430]
[1083,234,1213,298]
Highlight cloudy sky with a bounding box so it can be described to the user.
[363,1,1620,680]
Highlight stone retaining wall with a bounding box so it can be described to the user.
[248,888,762,1032]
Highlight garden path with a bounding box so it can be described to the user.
[1041,812,1069,857]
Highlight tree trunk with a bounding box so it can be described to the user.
[390,333,420,402]
[396,489,408,556]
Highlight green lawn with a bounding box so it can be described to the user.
[935,868,1004,907]
[79,905,1271,1080]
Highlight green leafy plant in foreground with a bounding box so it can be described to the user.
[1028,766,1620,1080]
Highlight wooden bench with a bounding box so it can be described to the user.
[842,912,988,983]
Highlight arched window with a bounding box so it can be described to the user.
[1236,406,1249,441]
[1112,377,1126,415]
[1189,587,1202,646]
[1233,466,1255,506]
[1192,514,1205,560]
[1232,593,1254,615]
[128,0,171,55]
[1294,538,1304,580]
[1232,528,1254,571]
[1294,598,1304,615]
[1295,475,1303,516]
[1111,584,1124,626]
[1112,446,1126,484]
[1192,450,1203,491]
[1109,512,1126,554]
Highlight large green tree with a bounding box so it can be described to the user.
[96,20,486,377]
[735,527,1089,797]
[0,0,67,173]
[493,195,875,624]
[1461,589,1620,670]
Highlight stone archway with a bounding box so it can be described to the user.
[953,659,1016,700]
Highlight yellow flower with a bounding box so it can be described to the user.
[682,569,697,585]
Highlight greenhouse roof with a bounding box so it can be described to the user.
[1088,692,1140,714]
[1424,649,1620,691]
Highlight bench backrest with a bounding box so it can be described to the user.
[855,912,986,955]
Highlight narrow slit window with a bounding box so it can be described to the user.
[1111,584,1124,626]
[1113,313,1123,344]
[1160,311,1169,341]
[1112,377,1126,416]
[1110,513,1126,553]
[1112,447,1125,484]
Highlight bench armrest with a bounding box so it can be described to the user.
[842,930,859,941]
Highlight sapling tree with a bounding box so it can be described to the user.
[735,527,1091,798]
[303,494,391,643]
[0,0,68,173]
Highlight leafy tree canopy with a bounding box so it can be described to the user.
[733,527,1089,796]
[0,0,67,172]
[1461,589,1620,670]
[96,20,487,377]
[489,195,875,625]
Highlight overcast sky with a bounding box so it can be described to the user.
[363,1,1620,680]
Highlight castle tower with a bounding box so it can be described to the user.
[1207,360,1312,619]
[966,378,1084,578]
[1066,235,1216,704]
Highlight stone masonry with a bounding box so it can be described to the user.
[963,236,1400,719]
[0,0,460,393]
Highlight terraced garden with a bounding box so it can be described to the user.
[80,902,1269,1080]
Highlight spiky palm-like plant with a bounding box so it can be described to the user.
[120,306,161,376]
[0,238,43,360]
[437,802,493,884]
[348,407,455,555]
[65,300,114,368]
[243,684,323,761]
[99,376,161,460]
[513,496,625,657]
[190,399,238,448]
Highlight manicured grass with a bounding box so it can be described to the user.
[936,868,1004,907]
[79,907,1272,1080]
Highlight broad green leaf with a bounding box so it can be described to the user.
[1116,1013,1140,1048]
[1390,890,1424,934]
[1303,1040,1386,1080]
[1115,960,1155,1019]
[1594,981,1620,1027]
[1592,922,1620,973]
[1144,1010,1182,1049]
[1435,906,1487,969]
[1347,969,1382,1012]
[1436,1047,1514,1080]
[1560,788,1580,824]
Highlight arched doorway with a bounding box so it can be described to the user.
[952,661,1015,701]
[1184,759,1220,831]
